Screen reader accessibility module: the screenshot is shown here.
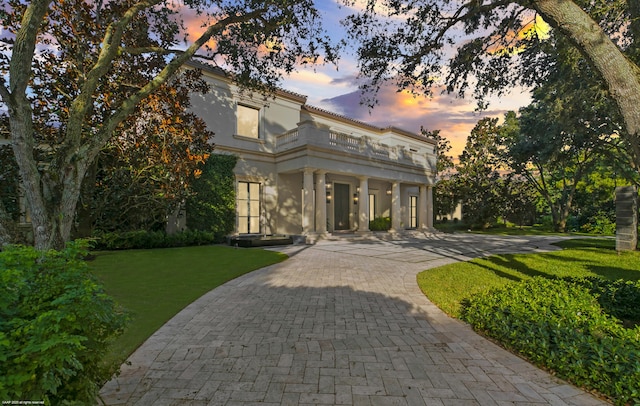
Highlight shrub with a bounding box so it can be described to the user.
[369,217,391,231]
[0,241,128,404]
[579,211,616,235]
[186,154,237,237]
[92,229,219,250]
[566,277,640,324]
[461,277,640,405]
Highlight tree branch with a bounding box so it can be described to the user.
[437,0,514,43]
[9,0,52,98]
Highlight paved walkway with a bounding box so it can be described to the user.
[100,233,608,405]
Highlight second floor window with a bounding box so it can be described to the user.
[237,104,260,138]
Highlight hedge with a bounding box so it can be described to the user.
[461,277,640,405]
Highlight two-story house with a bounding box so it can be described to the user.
[188,63,437,241]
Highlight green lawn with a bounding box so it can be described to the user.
[434,222,601,236]
[417,238,640,317]
[90,245,287,366]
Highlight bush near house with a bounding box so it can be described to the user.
[369,216,391,231]
[0,241,128,404]
[91,229,219,250]
[461,277,640,405]
[186,154,237,238]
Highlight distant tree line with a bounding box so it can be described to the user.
[431,63,635,233]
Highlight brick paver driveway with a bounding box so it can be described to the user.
[100,233,607,405]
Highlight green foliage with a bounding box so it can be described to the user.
[186,154,237,239]
[92,229,219,250]
[461,277,640,405]
[455,117,503,228]
[567,277,640,324]
[579,211,616,235]
[434,177,461,221]
[86,72,216,235]
[369,216,391,231]
[0,241,128,404]
[500,174,538,227]
[497,39,632,234]
[421,128,453,174]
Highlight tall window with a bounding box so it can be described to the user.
[410,195,418,229]
[237,181,260,234]
[369,194,376,220]
[237,104,260,138]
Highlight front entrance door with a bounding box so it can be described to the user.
[334,183,350,230]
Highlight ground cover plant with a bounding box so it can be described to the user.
[417,239,640,404]
[90,245,287,368]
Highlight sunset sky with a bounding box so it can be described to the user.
[282,66,531,159]
[274,0,535,159]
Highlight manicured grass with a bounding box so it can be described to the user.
[90,245,287,366]
[417,238,640,318]
[434,222,604,236]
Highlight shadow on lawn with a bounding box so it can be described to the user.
[479,238,639,283]
[470,254,554,282]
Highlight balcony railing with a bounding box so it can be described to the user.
[275,122,435,170]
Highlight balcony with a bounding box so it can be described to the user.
[275,121,436,170]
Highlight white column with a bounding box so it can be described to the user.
[315,170,327,234]
[419,185,428,230]
[358,177,369,232]
[427,185,434,229]
[391,182,401,232]
[302,168,315,234]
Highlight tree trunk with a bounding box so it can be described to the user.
[9,114,88,250]
[74,159,99,238]
[550,203,563,232]
[8,117,52,250]
[531,0,640,168]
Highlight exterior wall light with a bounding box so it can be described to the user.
[386,187,392,195]
[326,191,332,204]
[353,193,359,205]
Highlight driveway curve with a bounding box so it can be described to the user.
[100,233,608,405]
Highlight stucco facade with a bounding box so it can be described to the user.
[189,63,437,239]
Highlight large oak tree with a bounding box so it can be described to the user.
[0,0,336,250]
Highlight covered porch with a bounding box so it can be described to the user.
[299,169,434,237]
